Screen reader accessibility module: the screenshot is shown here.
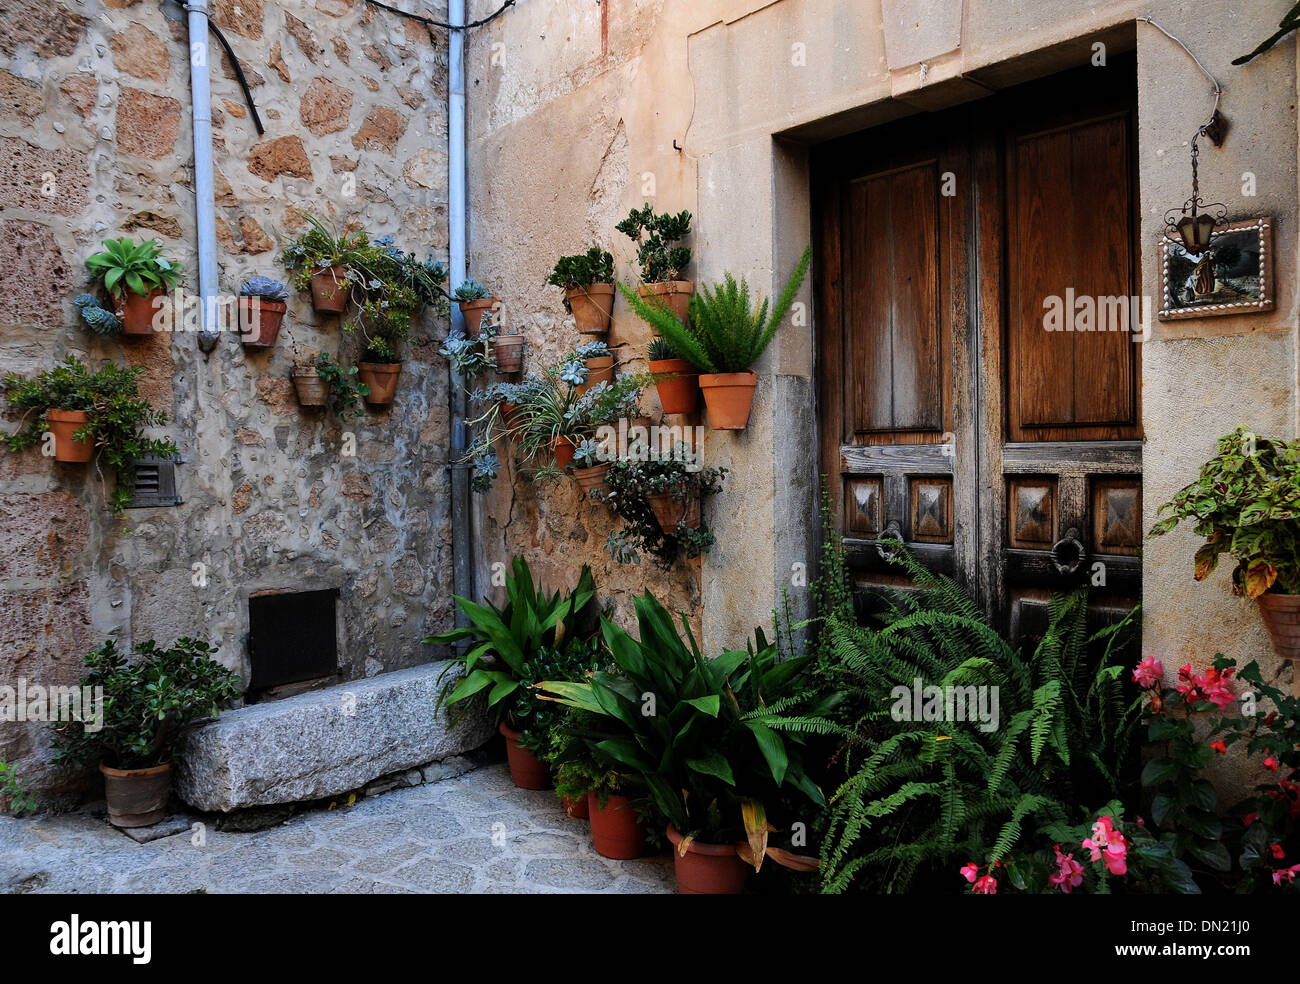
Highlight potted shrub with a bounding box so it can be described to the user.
[621,245,810,431]
[647,337,699,415]
[85,238,183,336]
[595,450,726,566]
[2,358,178,512]
[548,247,616,334]
[538,592,824,891]
[426,558,601,790]
[49,638,240,828]
[453,280,498,337]
[237,276,289,349]
[617,204,693,324]
[1150,428,1300,661]
[283,213,370,314]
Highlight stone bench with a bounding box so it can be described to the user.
[176,662,494,812]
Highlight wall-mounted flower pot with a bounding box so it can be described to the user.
[492,333,524,373]
[699,370,757,430]
[238,297,287,349]
[576,355,615,396]
[46,409,94,463]
[566,283,615,334]
[666,825,749,894]
[563,795,589,820]
[638,281,693,327]
[499,721,550,790]
[647,488,700,531]
[1257,593,1300,662]
[290,366,328,407]
[500,401,521,432]
[573,461,610,493]
[648,358,699,415]
[458,297,498,337]
[310,266,350,313]
[552,436,576,470]
[357,362,400,406]
[100,762,172,829]
[116,287,166,336]
[588,792,645,859]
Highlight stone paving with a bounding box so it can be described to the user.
[0,763,675,894]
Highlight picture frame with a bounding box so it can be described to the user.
[1158,217,1274,321]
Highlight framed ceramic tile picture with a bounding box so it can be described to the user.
[1158,217,1274,320]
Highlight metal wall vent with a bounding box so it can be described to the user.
[126,457,182,508]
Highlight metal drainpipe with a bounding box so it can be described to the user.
[186,0,220,354]
[448,0,474,628]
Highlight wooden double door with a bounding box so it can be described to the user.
[813,60,1142,639]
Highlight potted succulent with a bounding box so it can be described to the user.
[492,330,524,374]
[568,341,614,397]
[73,293,123,337]
[237,276,289,349]
[1,357,178,512]
[440,314,497,382]
[1150,428,1300,661]
[453,280,498,337]
[548,247,616,334]
[617,204,693,324]
[621,245,810,430]
[595,450,726,566]
[647,337,699,415]
[84,238,184,336]
[570,437,610,494]
[49,638,240,828]
[426,558,601,791]
[283,213,370,314]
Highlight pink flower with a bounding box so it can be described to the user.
[960,862,979,884]
[1133,656,1164,690]
[1176,663,1235,708]
[1273,864,1300,886]
[1272,844,1286,860]
[1264,755,1279,772]
[1082,815,1129,876]
[972,874,998,894]
[1210,740,1227,755]
[1048,844,1085,894]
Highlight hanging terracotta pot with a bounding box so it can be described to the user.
[637,281,693,326]
[552,436,576,470]
[100,762,172,828]
[666,825,749,894]
[499,721,550,790]
[357,362,401,406]
[699,370,758,430]
[47,409,93,463]
[647,487,700,531]
[116,287,167,336]
[310,266,350,313]
[458,297,498,337]
[1257,593,1300,662]
[566,283,615,334]
[576,355,615,396]
[573,461,610,493]
[492,333,524,373]
[648,357,699,415]
[563,795,590,820]
[588,792,645,859]
[290,366,328,407]
[238,297,288,349]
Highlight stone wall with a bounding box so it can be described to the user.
[0,0,455,802]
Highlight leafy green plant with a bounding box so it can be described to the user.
[648,337,677,362]
[620,245,811,374]
[1,357,179,514]
[50,639,241,772]
[594,448,726,565]
[546,707,634,808]
[314,352,369,420]
[1233,3,1300,64]
[85,238,183,299]
[548,247,615,306]
[0,761,36,816]
[616,204,691,284]
[1149,428,1300,597]
[282,212,372,294]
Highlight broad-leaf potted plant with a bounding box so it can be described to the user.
[1150,428,1300,661]
[620,245,810,430]
[548,246,616,334]
[237,276,289,349]
[85,238,183,336]
[647,336,699,415]
[49,638,240,828]
[2,358,178,512]
[283,213,370,314]
[617,204,693,323]
[453,279,498,337]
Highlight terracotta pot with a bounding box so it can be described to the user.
[291,367,328,407]
[100,762,172,829]
[238,297,287,348]
[46,409,93,463]
[499,401,522,433]
[563,795,590,820]
[552,436,576,470]
[647,488,701,531]
[566,283,615,334]
[648,358,699,415]
[493,333,524,373]
[588,792,645,859]
[499,721,550,790]
[638,281,693,326]
[458,297,498,337]
[666,825,749,895]
[573,461,610,493]
[357,362,400,406]
[576,355,615,396]
[310,266,350,313]
[1258,593,1300,662]
[116,287,167,336]
[699,370,758,430]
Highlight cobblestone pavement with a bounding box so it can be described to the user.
[0,763,675,894]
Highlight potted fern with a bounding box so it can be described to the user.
[621,245,810,430]
[548,247,616,334]
[617,204,693,324]
[85,238,183,336]
[647,337,698,415]
[1150,428,1300,661]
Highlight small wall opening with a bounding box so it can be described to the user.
[247,588,339,698]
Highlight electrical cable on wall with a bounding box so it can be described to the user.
[165,0,264,135]
[363,0,515,31]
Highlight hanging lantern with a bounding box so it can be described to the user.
[1164,129,1226,254]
